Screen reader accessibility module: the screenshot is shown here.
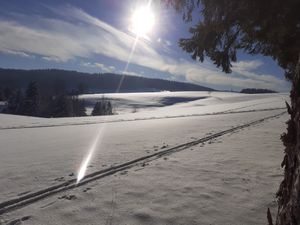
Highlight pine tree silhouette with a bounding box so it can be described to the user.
[22,81,40,116]
[92,98,113,116]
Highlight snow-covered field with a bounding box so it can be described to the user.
[0,91,289,225]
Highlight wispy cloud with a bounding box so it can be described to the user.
[0,5,289,91]
[81,61,116,73]
[42,56,61,62]
[232,61,284,85]
[1,49,34,58]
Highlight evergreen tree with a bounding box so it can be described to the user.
[21,81,40,116]
[52,94,73,118]
[164,0,300,224]
[0,87,3,101]
[72,96,86,117]
[53,79,66,95]
[39,95,54,118]
[3,87,13,101]
[77,82,87,95]
[91,98,113,116]
[91,101,101,116]
[106,100,113,115]
[2,89,23,114]
[1,83,87,118]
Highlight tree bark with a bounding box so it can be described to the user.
[276,54,300,225]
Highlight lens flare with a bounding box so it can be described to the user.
[116,36,139,93]
[76,0,153,184]
[77,126,104,184]
[117,0,153,92]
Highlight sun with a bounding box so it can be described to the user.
[130,6,155,37]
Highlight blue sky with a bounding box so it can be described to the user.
[0,0,290,92]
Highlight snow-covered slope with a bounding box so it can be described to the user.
[0,91,287,129]
[0,91,288,225]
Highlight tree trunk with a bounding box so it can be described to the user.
[276,54,300,225]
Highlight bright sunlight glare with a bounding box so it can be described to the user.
[77,126,104,184]
[77,1,155,184]
[130,5,155,37]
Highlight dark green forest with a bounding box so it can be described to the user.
[0,68,214,118]
[0,68,214,95]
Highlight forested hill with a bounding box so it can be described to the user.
[0,68,214,94]
[240,88,277,94]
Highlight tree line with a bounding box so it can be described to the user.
[1,81,113,118]
[0,68,214,94]
[240,88,277,94]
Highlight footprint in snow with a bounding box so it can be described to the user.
[120,171,128,175]
[83,187,91,193]
[58,194,77,200]
[54,177,65,182]
[141,162,149,167]
[6,216,31,225]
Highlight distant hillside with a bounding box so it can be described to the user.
[0,68,214,94]
[240,88,277,94]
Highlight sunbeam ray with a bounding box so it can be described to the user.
[77,126,104,184]
[76,0,153,183]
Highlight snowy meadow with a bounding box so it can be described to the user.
[0,91,288,225]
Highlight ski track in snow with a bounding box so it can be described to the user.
[0,107,285,131]
[0,92,289,224]
[0,110,286,215]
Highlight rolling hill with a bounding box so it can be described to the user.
[0,68,214,94]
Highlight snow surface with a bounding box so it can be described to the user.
[0,91,289,224]
[0,91,287,129]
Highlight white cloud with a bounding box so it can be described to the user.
[232,60,263,71]
[81,61,116,72]
[1,49,34,58]
[0,5,289,91]
[42,56,61,62]
[0,20,89,62]
[182,60,288,91]
[116,70,142,77]
[231,61,284,85]
[109,66,116,71]
[186,68,282,90]
[81,61,142,76]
